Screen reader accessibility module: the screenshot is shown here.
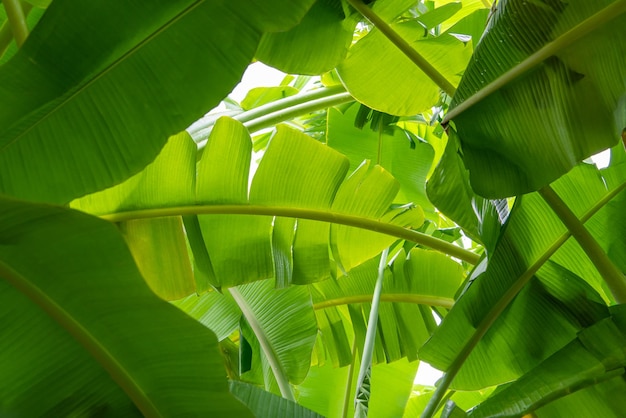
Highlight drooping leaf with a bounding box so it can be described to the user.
[337,22,472,115]
[196,117,274,288]
[0,197,251,417]
[256,0,355,74]
[447,0,626,197]
[120,217,195,300]
[426,129,507,252]
[326,105,436,213]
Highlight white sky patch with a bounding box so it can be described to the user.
[591,148,611,169]
[229,62,286,102]
[414,360,443,386]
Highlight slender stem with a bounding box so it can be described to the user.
[0,1,32,58]
[238,85,348,124]
[539,185,626,303]
[354,248,389,412]
[342,340,359,418]
[99,204,479,265]
[345,0,456,97]
[443,0,626,123]
[421,180,626,418]
[242,92,354,134]
[229,287,295,401]
[189,85,351,143]
[3,0,29,47]
[313,294,454,310]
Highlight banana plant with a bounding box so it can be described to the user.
[1,0,625,417]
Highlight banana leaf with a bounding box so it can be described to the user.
[0,196,251,417]
[446,0,626,197]
[0,0,311,204]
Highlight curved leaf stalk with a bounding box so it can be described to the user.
[421,180,626,418]
[539,185,626,303]
[313,294,454,310]
[354,247,389,417]
[443,0,626,123]
[242,92,353,134]
[190,85,352,145]
[2,0,29,47]
[228,287,295,401]
[0,2,32,57]
[0,261,161,417]
[100,205,479,265]
[345,0,456,97]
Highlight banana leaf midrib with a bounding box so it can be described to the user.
[0,260,160,417]
[312,294,454,310]
[97,203,480,264]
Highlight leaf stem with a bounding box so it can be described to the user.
[313,294,454,310]
[539,185,626,303]
[229,287,295,401]
[0,2,32,58]
[3,0,29,47]
[421,180,626,418]
[443,0,626,123]
[189,85,352,144]
[345,0,456,97]
[99,204,479,265]
[242,92,354,134]
[354,248,389,413]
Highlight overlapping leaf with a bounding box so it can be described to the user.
[337,21,472,115]
[447,0,626,197]
[468,306,626,417]
[0,197,251,417]
[0,0,312,204]
[256,0,355,74]
[420,152,626,390]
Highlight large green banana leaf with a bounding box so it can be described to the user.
[420,150,626,390]
[75,117,431,290]
[446,0,626,197]
[467,305,626,417]
[0,197,252,417]
[337,20,472,115]
[0,0,311,204]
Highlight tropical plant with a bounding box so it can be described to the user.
[1,0,625,416]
